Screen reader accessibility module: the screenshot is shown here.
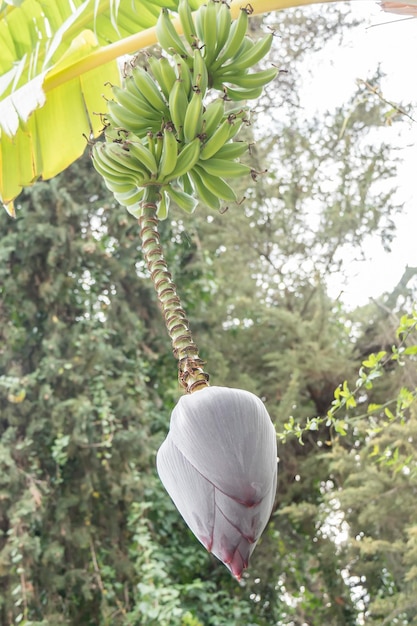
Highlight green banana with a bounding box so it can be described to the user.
[126,204,144,219]
[156,7,189,57]
[219,67,278,89]
[124,75,164,112]
[157,189,170,219]
[174,53,193,97]
[168,78,189,138]
[197,157,251,178]
[201,0,218,67]
[214,2,232,59]
[180,172,194,196]
[178,0,197,49]
[93,145,142,192]
[213,141,249,160]
[202,98,225,137]
[158,125,178,178]
[194,2,206,42]
[122,137,158,176]
[218,33,274,74]
[148,56,176,102]
[200,117,233,160]
[183,88,203,143]
[155,131,164,162]
[234,36,255,59]
[93,143,146,186]
[146,131,156,158]
[192,47,208,96]
[189,168,221,211]
[114,186,145,207]
[92,145,128,187]
[104,142,151,180]
[166,184,198,214]
[112,85,157,119]
[106,100,157,134]
[223,84,264,101]
[167,137,201,180]
[227,117,245,140]
[194,165,237,202]
[132,66,169,113]
[211,8,249,72]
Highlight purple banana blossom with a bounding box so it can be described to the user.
[156,386,278,579]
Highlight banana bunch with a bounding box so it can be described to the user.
[92,0,277,218]
[93,106,252,217]
[157,0,278,101]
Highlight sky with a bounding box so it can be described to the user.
[296,1,417,308]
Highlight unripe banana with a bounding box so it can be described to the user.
[189,168,221,211]
[114,186,145,207]
[169,78,189,138]
[147,131,156,158]
[192,48,208,96]
[223,84,264,101]
[155,131,164,162]
[157,189,170,219]
[201,0,218,67]
[219,67,278,90]
[180,172,194,196]
[104,142,151,182]
[227,117,245,140]
[166,184,198,214]
[218,33,274,74]
[106,100,158,134]
[112,85,156,119]
[197,157,251,178]
[156,7,189,57]
[93,143,146,187]
[158,125,178,179]
[178,0,197,48]
[132,66,169,113]
[200,117,234,160]
[166,137,201,180]
[214,141,249,160]
[92,144,126,186]
[124,75,163,112]
[194,165,237,202]
[183,88,203,143]
[202,98,225,137]
[148,56,176,101]
[105,179,138,195]
[174,53,193,98]
[214,2,232,58]
[194,3,206,42]
[234,36,255,59]
[123,137,158,176]
[211,8,249,72]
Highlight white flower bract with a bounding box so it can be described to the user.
[156,386,278,579]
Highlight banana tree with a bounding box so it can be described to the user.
[0,0,407,578]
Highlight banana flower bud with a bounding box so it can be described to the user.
[157,386,278,579]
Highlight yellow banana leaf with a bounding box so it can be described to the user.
[0,0,333,214]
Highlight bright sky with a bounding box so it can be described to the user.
[298,1,417,308]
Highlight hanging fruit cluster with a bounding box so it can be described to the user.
[92,0,277,217]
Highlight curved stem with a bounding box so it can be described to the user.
[139,186,210,394]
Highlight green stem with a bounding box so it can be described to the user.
[138,186,210,394]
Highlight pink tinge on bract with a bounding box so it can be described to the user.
[380,0,417,15]
[156,386,278,578]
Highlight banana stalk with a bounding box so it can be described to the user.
[139,186,210,394]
